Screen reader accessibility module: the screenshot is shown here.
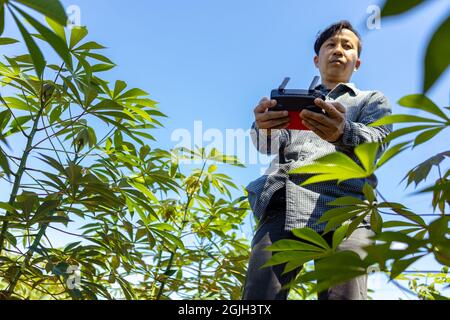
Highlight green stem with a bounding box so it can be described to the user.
[155,161,207,300]
[5,212,55,298]
[0,98,46,253]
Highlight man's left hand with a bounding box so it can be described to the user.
[300,98,346,142]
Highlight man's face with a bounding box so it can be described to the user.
[314,28,361,84]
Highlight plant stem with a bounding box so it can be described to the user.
[0,97,47,253]
[5,211,56,298]
[155,161,207,299]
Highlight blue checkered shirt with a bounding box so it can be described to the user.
[246,82,393,232]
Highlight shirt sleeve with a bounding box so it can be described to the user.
[330,91,393,157]
[249,121,289,155]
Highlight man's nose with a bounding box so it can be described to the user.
[332,44,344,56]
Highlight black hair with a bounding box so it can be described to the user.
[314,20,362,57]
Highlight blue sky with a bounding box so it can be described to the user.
[1,0,450,299]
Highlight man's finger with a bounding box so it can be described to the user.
[302,119,326,137]
[256,110,288,122]
[300,109,331,125]
[314,98,341,118]
[330,101,346,113]
[259,117,290,129]
[301,116,328,131]
[255,98,277,113]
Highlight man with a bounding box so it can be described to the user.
[242,20,392,300]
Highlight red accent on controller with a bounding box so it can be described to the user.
[286,111,310,130]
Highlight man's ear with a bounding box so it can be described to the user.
[313,55,319,68]
[354,58,361,71]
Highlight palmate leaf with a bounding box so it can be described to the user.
[413,180,450,214]
[290,143,379,185]
[12,0,68,26]
[413,127,444,147]
[398,94,448,120]
[295,250,367,293]
[371,114,444,126]
[265,239,325,252]
[423,16,450,93]
[402,151,450,187]
[261,251,323,269]
[377,141,411,168]
[12,4,72,70]
[380,0,425,18]
[45,16,66,42]
[384,125,437,143]
[69,26,88,49]
[291,228,330,250]
[10,10,46,78]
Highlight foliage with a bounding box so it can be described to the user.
[0,0,250,299]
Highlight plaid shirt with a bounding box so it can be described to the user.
[246,82,393,232]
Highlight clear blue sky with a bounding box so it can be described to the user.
[2,0,449,299]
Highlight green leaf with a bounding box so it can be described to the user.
[0,37,19,45]
[383,220,419,228]
[371,114,443,126]
[112,80,127,99]
[362,183,375,203]
[0,147,11,178]
[291,151,368,185]
[74,41,106,51]
[265,239,325,252]
[398,94,448,120]
[0,2,4,36]
[291,228,330,250]
[381,0,425,18]
[0,201,16,213]
[390,255,425,280]
[402,151,450,187]
[354,143,379,172]
[69,26,88,49]
[45,16,66,42]
[13,0,68,26]
[262,251,322,269]
[91,63,115,73]
[413,127,444,147]
[370,210,382,234]
[323,211,364,234]
[384,125,437,143]
[377,141,411,168]
[128,180,159,203]
[332,223,349,250]
[318,206,364,224]
[327,196,366,206]
[423,16,450,93]
[10,10,46,78]
[12,5,72,70]
[117,88,149,100]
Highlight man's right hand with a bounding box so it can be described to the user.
[253,97,290,133]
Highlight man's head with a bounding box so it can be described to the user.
[313,20,362,87]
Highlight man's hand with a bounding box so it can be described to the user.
[254,97,290,134]
[300,98,346,142]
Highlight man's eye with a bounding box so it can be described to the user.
[327,43,335,47]
[343,42,353,49]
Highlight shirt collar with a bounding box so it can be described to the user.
[314,82,359,96]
